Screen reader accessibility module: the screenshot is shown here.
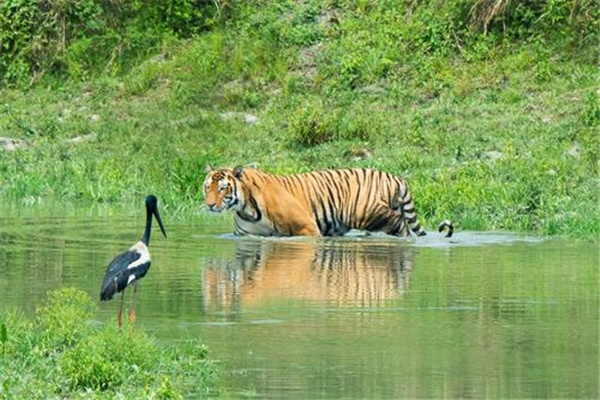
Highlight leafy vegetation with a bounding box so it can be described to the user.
[0,0,227,86]
[0,0,597,238]
[0,288,218,399]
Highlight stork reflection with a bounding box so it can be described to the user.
[203,238,416,311]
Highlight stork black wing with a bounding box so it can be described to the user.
[100,250,141,301]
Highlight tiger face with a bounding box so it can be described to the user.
[203,165,244,213]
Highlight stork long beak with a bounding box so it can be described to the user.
[153,207,167,238]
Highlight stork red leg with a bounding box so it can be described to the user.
[118,290,125,328]
[128,282,138,325]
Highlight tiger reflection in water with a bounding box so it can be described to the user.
[202,238,416,311]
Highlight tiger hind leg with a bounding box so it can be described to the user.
[364,208,413,237]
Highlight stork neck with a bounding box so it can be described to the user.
[142,208,152,245]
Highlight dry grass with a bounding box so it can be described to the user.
[469,0,513,34]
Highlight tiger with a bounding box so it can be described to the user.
[202,165,453,238]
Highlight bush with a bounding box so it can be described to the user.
[0,288,219,399]
[0,0,228,86]
[288,98,379,147]
[469,0,599,41]
[288,99,339,147]
[36,287,96,346]
[59,327,155,391]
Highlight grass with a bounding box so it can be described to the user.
[0,0,597,238]
[0,288,219,400]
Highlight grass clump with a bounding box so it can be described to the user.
[0,288,218,399]
[289,99,338,147]
[36,287,96,347]
[59,327,155,391]
[289,99,379,147]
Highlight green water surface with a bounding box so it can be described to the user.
[0,204,597,399]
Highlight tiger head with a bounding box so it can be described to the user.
[203,165,245,213]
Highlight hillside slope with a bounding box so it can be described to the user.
[0,1,598,237]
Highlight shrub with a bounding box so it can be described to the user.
[469,0,599,41]
[0,288,219,399]
[59,327,155,391]
[288,99,339,147]
[36,287,96,346]
[0,0,228,86]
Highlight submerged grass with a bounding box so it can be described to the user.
[0,288,218,400]
[0,0,597,238]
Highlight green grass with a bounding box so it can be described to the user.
[0,288,219,400]
[0,0,597,238]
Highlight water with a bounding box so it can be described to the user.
[0,204,598,399]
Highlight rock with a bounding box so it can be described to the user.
[244,114,259,124]
[219,112,259,124]
[297,43,322,80]
[541,115,553,123]
[0,137,26,151]
[67,134,96,144]
[347,147,372,161]
[566,145,581,159]
[485,151,503,162]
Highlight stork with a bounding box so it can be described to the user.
[100,195,167,327]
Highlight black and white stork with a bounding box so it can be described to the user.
[100,194,167,327]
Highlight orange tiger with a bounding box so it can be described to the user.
[203,165,453,237]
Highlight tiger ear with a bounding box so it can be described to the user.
[233,165,244,179]
[205,164,213,173]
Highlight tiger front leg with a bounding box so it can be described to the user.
[266,200,321,236]
[273,216,320,236]
[294,224,321,236]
